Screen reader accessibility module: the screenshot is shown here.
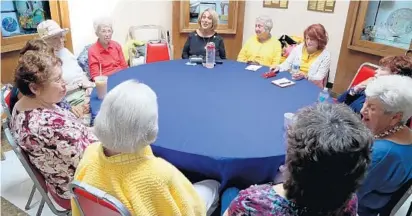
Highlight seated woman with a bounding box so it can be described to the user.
[88,17,128,80]
[37,20,94,108]
[10,39,90,123]
[338,55,412,113]
[10,51,97,199]
[357,75,412,216]
[71,80,220,216]
[272,24,331,88]
[224,103,373,216]
[182,8,226,59]
[237,16,282,67]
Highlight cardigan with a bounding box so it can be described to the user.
[71,143,206,216]
[279,44,331,81]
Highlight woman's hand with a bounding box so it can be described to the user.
[270,65,280,72]
[81,80,95,89]
[71,105,84,118]
[292,72,306,80]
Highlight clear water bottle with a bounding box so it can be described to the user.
[205,42,215,69]
[318,87,330,103]
[290,58,300,79]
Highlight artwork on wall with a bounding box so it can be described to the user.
[1,11,21,37]
[307,0,336,13]
[263,0,289,9]
[15,0,46,32]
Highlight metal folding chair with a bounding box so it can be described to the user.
[70,180,131,216]
[3,127,71,216]
[348,63,379,89]
[126,25,173,66]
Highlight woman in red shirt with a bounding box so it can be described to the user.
[88,17,128,80]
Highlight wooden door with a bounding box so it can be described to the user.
[171,1,245,60]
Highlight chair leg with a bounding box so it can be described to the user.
[36,198,45,216]
[25,184,36,210]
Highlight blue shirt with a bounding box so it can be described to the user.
[357,139,412,216]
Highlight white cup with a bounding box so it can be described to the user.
[284,112,295,129]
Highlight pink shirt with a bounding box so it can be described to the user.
[88,40,128,80]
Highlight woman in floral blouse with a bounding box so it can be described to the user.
[10,50,97,199]
[224,104,373,216]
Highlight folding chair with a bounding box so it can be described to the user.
[379,179,412,216]
[348,63,379,89]
[3,127,71,216]
[145,40,171,64]
[126,25,172,66]
[70,180,131,216]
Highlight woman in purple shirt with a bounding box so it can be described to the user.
[224,103,373,216]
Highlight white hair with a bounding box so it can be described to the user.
[256,15,273,32]
[93,16,113,33]
[365,75,412,123]
[94,80,159,153]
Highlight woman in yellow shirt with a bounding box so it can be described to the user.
[273,24,331,88]
[71,80,220,216]
[237,16,282,67]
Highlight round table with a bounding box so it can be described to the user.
[90,60,323,188]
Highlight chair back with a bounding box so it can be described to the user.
[379,178,412,216]
[3,127,71,211]
[145,40,171,64]
[348,63,378,89]
[70,181,131,216]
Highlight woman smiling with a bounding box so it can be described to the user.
[182,8,226,59]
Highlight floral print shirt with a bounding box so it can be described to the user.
[227,184,358,216]
[10,106,97,199]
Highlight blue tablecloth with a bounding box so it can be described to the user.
[90,60,323,188]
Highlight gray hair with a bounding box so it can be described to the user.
[93,17,113,33]
[285,103,372,214]
[365,75,412,123]
[94,80,159,153]
[256,15,273,32]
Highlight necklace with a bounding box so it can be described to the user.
[374,124,405,139]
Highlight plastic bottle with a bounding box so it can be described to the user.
[318,87,330,103]
[205,42,215,69]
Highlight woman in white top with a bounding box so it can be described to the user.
[272,24,331,88]
[37,20,94,124]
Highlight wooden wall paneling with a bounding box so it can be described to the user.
[332,1,381,95]
[171,1,245,60]
[1,0,72,84]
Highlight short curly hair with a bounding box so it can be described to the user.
[15,51,62,97]
[304,24,328,50]
[19,39,54,56]
[379,55,412,77]
[283,103,373,215]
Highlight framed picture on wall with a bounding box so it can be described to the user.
[1,11,21,37]
[199,2,217,13]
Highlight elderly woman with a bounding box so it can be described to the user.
[88,17,128,80]
[338,55,412,113]
[237,16,282,67]
[10,51,97,199]
[357,75,412,216]
[37,20,94,109]
[10,39,89,121]
[272,24,331,88]
[224,103,373,216]
[182,8,226,59]
[71,80,220,216]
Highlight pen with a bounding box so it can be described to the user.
[279,81,292,85]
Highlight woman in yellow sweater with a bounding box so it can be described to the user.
[71,80,220,216]
[237,15,282,67]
